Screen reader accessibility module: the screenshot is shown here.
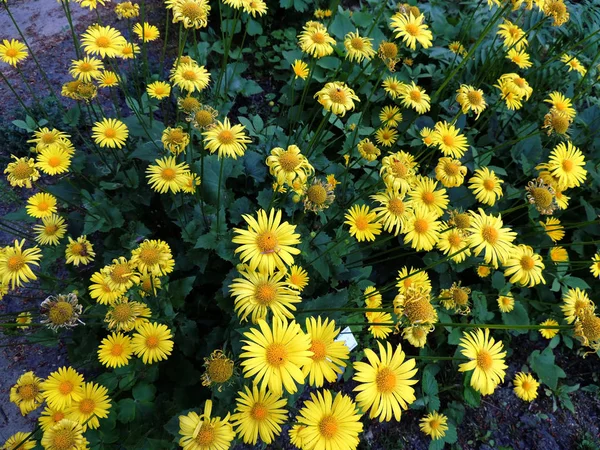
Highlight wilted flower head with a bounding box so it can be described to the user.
[40,293,84,331]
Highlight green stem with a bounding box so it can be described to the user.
[215,157,226,237]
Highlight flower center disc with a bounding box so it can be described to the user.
[257,231,279,254]
[265,343,288,367]
[318,415,339,439]
[481,225,499,244]
[376,367,397,392]
[476,350,493,371]
[310,339,327,361]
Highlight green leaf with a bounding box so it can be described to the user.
[316,57,341,70]
[247,18,263,36]
[529,347,566,390]
[491,271,505,291]
[464,385,480,407]
[132,383,156,402]
[501,302,530,334]
[167,276,197,309]
[117,398,136,423]
[329,11,355,39]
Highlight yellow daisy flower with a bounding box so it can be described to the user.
[4,155,40,188]
[92,118,129,148]
[243,0,268,17]
[456,84,487,118]
[146,155,190,194]
[357,138,381,161]
[420,411,448,440]
[291,59,309,79]
[35,145,72,175]
[371,188,412,236]
[170,62,211,92]
[65,236,95,266]
[432,121,469,158]
[343,30,376,63]
[0,39,28,66]
[379,105,402,127]
[66,382,111,431]
[2,432,36,450]
[131,322,174,364]
[314,81,360,117]
[403,206,441,251]
[547,141,586,190]
[540,318,560,339]
[436,222,471,263]
[286,265,309,291]
[497,293,515,313]
[382,76,405,99]
[390,12,433,50]
[203,118,251,159]
[408,176,449,218]
[507,48,533,68]
[69,56,104,82]
[458,328,507,395]
[497,19,528,51]
[33,214,67,246]
[232,209,301,275]
[26,192,58,219]
[147,81,171,99]
[240,318,312,395]
[513,372,539,401]
[374,126,398,147]
[503,244,545,287]
[298,21,336,58]
[0,239,42,289]
[81,24,127,58]
[435,157,467,188]
[344,204,382,242]
[98,332,133,368]
[10,371,44,416]
[468,167,504,206]
[467,209,517,268]
[133,22,160,42]
[40,367,84,410]
[540,217,564,242]
[266,145,314,188]
[399,81,431,114]
[178,400,235,450]
[41,419,86,450]
[353,341,418,421]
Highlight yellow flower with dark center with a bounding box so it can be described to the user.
[540,318,560,339]
[171,62,211,92]
[380,151,418,194]
[1,432,36,450]
[286,265,309,291]
[468,167,504,206]
[545,0,570,26]
[302,317,349,387]
[420,411,448,440]
[147,81,171,100]
[432,121,468,158]
[403,206,441,251]
[378,41,401,71]
[4,155,40,188]
[294,389,363,450]
[16,311,32,329]
[390,12,433,50]
[242,0,268,17]
[549,246,568,263]
[232,209,301,275]
[161,127,190,155]
[229,268,301,323]
[231,384,286,445]
[374,126,398,147]
[34,214,67,246]
[104,256,140,291]
[203,118,251,159]
[437,222,471,263]
[40,367,84,410]
[69,56,103,82]
[97,332,133,368]
[497,293,515,313]
[131,322,174,364]
[367,311,394,340]
[41,419,85,450]
[382,76,405,99]
[467,209,517,268]
[26,192,57,219]
[353,341,418,421]
[399,81,430,113]
[178,400,235,450]
[507,48,532,68]
[440,282,471,314]
[298,21,336,58]
[449,40,467,56]
[291,59,309,79]
[133,22,160,42]
[448,209,472,231]
[396,266,432,294]
[131,239,174,276]
[344,204,382,242]
[561,53,585,75]
[314,81,360,117]
[28,128,71,153]
[513,372,540,401]
[240,318,312,395]
[66,382,111,431]
[561,288,594,324]
[168,0,211,29]
[379,105,402,127]
[92,118,129,148]
[590,253,600,278]
[408,176,449,218]
[435,157,467,188]
[343,30,376,63]
[39,407,68,431]
[303,178,335,213]
[497,19,528,50]
[188,104,218,130]
[81,24,127,58]
[540,217,564,242]
[456,84,487,118]
[459,328,507,395]
[36,145,72,175]
[371,188,412,236]
[40,293,83,331]
[0,39,28,66]
[574,311,600,352]
[477,265,491,277]
[114,1,140,19]
[118,41,140,59]
[105,298,151,332]
[146,155,190,193]
[201,349,234,390]
[547,141,586,190]
[89,271,123,306]
[503,244,545,287]
[65,236,95,266]
[266,145,314,188]
[0,239,42,289]
[543,108,571,136]
[10,371,44,416]
[402,324,430,348]
[525,178,558,215]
